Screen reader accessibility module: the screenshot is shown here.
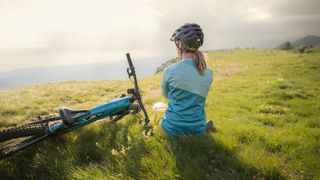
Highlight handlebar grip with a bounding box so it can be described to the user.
[126,53,133,67]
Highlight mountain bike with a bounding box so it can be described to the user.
[0,53,150,160]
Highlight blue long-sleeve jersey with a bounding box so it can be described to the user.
[161,57,213,136]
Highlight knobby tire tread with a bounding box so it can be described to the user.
[0,124,48,142]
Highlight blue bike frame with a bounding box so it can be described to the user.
[49,96,132,133]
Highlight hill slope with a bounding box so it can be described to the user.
[277,35,320,49]
[291,35,320,48]
[0,50,319,179]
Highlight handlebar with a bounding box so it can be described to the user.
[126,53,150,125]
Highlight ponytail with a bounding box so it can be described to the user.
[193,50,207,75]
[178,40,207,75]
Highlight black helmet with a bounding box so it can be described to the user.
[170,23,204,50]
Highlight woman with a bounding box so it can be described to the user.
[161,23,213,137]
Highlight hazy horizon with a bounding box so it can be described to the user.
[0,54,171,73]
[0,0,320,72]
[0,55,171,89]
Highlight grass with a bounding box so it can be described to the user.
[0,49,319,179]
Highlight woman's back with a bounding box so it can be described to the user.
[161,57,213,136]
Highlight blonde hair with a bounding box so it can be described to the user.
[192,50,207,75]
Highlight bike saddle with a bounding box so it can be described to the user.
[59,107,91,125]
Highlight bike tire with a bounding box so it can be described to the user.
[0,135,48,160]
[0,124,48,143]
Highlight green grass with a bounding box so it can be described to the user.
[0,49,319,179]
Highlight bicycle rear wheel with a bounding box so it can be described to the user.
[0,124,48,143]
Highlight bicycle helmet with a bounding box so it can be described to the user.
[170,23,204,51]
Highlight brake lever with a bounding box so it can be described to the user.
[127,68,132,77]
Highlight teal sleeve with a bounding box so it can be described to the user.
[162,69,169,99]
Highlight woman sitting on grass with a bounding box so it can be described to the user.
[160,23,214,136]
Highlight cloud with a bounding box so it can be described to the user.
[147,0,320,49]
[269,0,320,17]
[0,0,319,71]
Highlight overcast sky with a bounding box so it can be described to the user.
[0,0,319,72]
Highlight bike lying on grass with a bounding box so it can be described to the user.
[0,53,150,160]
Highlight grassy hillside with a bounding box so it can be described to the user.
[0,49,319,179]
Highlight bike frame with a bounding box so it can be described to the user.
[49,96,132,134]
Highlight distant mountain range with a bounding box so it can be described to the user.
[277,35,320,49]
[0,56,171,90]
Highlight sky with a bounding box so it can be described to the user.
[0,0,319,72]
